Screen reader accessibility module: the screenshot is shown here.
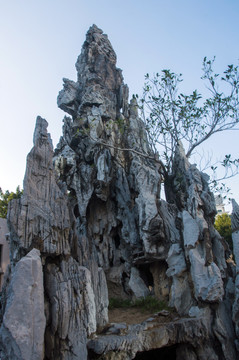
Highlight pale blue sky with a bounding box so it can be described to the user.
[0,0,238,207]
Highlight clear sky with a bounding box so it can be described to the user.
[0,0,239,209]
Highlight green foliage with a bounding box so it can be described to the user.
[115,117,127,134]
[108,298,132,309]
[0,186,23,218]
[214,213,232,250]
[132,296,170,312]
[140,58,239,184]
[108,296,170,312]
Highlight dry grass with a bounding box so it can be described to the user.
[108,296,174,325]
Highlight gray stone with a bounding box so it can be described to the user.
[189,248,224,302]
[188,306,210,318]
[166,243,187,277]
[0,249,45,360]
[104,323,127,335]
[182,210,200,251]
[231,199,239,233]
[176,344,197,360]
[232,200,239,341]
[232,200,239,275]
[213,301,237,360]
[44,258,97,359]
[1,24,238,360]
[169,273,194,315]
[88,317,210,359]
[8,116,71,261]
[128,267,150,298]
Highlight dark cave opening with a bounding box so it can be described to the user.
[122,271,129,293]
[74,204,80,218]
[113,234,120,249]
[133,345,177,359]
[138,263,154,288]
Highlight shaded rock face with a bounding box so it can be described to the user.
[232,199,239,351]
[0,115,108,360]
[55,25,165,304]
[7,117,71,261]
[0,24,238,360]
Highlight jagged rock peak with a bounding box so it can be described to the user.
[231,199,239,232]
[75,24,122,86]
[58,24,129,124]
[1,26,238,360]
[83,24,117,64]
[33,116,52,148]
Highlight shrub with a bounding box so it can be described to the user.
[108,296,170,312]
[214,213,232,251]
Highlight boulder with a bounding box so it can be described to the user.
[0,249,45,360]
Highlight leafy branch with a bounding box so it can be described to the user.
[139,58,239,177]
[0,186,23,218]
[75,123,166,175]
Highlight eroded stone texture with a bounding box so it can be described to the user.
[232,199,239,349]
[2,115,108,360]
[163,142,235,356]
[55,25,237,359]
[1,24,238,360]
[7,116,71,261]
[44,258,98,360]
[55,24,165,302]
[0,249,45,360]
[88,316,211,359]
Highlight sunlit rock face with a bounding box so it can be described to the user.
[0,25,238,360]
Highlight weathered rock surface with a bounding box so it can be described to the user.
[7,116,71,261]
[88,316,211,360]
[232,199,239,350]
[0,249,45,360]
[1,114,108,359]
[0,24,238,360]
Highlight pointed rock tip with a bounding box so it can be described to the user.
[232,199,239,214]
[36,115,48,127]
[34,116,48,138]
[173,141,190,171]
[231,199,239,232]
[33,116,52,147]
[76,23,117,71]
[175,141,187,159]
[87,24,103,35]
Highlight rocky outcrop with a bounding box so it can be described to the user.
[232,199,239,350]
[7,116,71,261]
[0,249,45,360]
[0,115,108,359]
[55,25,164,303]
[0,24,238,359]
[88,315,216,360]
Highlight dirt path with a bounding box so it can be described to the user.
[108,308,178,325]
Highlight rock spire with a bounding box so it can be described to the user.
[0,25,238,360]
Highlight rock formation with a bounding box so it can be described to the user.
[232,199,239,351]
[0,249,45,360]
[0,24,238,359]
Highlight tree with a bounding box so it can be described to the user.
[214,213,232,251]
[0,186,23,218]
[139,57,239,184]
